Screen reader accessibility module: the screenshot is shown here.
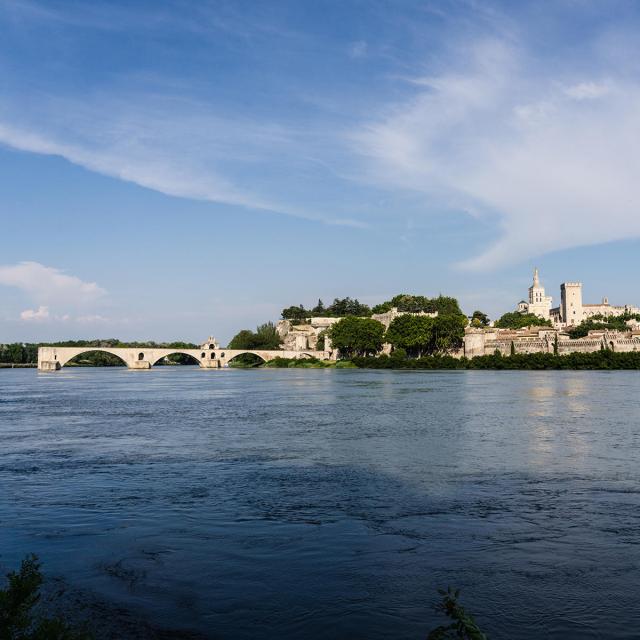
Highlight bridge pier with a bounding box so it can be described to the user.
[129,361,152,370]
[38,360,60,372]
[199,359,221,369]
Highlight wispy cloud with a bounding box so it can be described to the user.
[0,97,364,228]
[0,261,106,304]
[353,38,640,268]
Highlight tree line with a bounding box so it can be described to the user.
[352,349,640,370]
[328,308,468,358]
[565,312,640,338]
[281,294,472,322]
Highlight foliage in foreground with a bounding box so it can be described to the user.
[427,588,487,640]
[0,554,91,640]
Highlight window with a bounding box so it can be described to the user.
[138,352,144,360]
[210,352,216,359]
[201,352,205,358]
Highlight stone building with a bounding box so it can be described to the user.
[517,269,640,327]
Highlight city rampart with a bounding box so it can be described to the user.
[464,327,640,358]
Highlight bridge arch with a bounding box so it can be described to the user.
[226,351,268,365]
[61,349,128,368]
[150,351,202,366]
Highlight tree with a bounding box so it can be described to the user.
[253,322,281,350]
[371,302,393,314]
[326,297,371,317]
[385,314,434,358]
[0,554,91,639]
[471,310,489,327]
[281,305,308,321]
[311,299,325,315]
[228,329,256,350]
[430,314,467,353]
[228,322,281,350]
[494,312,552,329]
[329,316,385,358]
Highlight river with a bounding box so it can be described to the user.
[1,368,639,638]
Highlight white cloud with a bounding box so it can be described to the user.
[20,306,50,321]
[0,261,106,304]
[353,39,640,268]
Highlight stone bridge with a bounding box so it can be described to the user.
[37,346,330,371]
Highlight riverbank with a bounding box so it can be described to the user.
[351,350,640,369]
[0,362,37,368]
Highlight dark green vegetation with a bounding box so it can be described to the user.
[353,350,640,370]
[494,312,552,329]
[385,314,467,357]
[0,340,199,366]
[282,297,372,320]
[470,311,489,327]
[281,294,465,320]
[327,297,468,359]
[566,313,640,338]
[0,555,91,640]
[227,322,280,350]
[227,322,281,366]
[328,316,386,357]
[427,588,488,640]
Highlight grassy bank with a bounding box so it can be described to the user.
[352,350,640,370]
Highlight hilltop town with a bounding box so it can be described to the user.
[273,269,640,360]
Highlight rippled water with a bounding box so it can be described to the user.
[1,368,640,639]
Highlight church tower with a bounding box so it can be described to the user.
[527,268,552,320]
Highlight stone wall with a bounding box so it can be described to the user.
[464,327,640,357]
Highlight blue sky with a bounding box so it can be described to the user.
[2,0,640,343]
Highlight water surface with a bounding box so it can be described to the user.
[1,368,639,638]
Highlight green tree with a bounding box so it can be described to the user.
[281,305,308,321]
[430,314,467,353]
[311,299,326,315]
[471,310,489,327]
[494,312,552,329]
[228,329,256,350]
[385,314,434,358]
[326,297,371,317]
[329,316,385,358]
[228,322,281,350]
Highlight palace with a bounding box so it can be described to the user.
[516,269,640,327]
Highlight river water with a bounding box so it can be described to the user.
[1,368,640,639]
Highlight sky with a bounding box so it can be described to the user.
[2,0,640,344]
